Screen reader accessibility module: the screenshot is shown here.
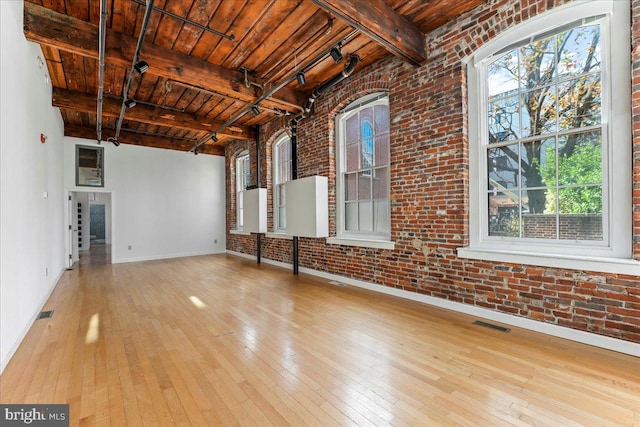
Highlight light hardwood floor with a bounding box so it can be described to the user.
[1,253,639,426]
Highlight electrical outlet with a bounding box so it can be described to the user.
[214,239,217,244]
[128,245,132,250]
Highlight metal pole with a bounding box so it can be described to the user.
[96,0,108,143]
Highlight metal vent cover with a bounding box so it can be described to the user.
[473,320,510,333]
[37,310,54,319]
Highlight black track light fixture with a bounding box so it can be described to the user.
[251,105,260,116]
[330,47,343,63]
[296,72,306,86]
[194,147,199,155]
[124,98,136,108]
[134,60,149,74]
[112,139,120,147]
[211,134,218,142]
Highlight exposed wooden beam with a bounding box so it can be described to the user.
[64,124,224,156]
[52,88,254,141]
[312,0,426,65]
[24,2,306,113]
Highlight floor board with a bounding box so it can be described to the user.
[1,251,639,426]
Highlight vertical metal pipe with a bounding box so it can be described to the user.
[114,0,155,144]
[96,0,108,143]
[291,122,299,274]
[256,124,261,264]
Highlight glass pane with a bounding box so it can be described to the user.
[372,167,388,199]
[345,202,358,231]
[359,201,373,231]
[278,184,286,206]
[346,142,359,172]
[358,172,372,201]
[558,25,601,79]
[375,134,389,166]
[488,145,519,190]
[374,104,389,133]
[524,187,553,215]
[521,86,556,137]
[374,200,389,233]
[522,208,557,239]
[346,114,358,143]
[361,122,374,169]
[345,173,357,201]
[519,35,556,90]
[520,138,556,189]
[488,49,519,97]
[557,131,601,186]
[360,107,373,131]
[238,191,243,209]
[559,186,602,214]
[488,192,520,237]
[488,94,520,142]
[558,186,602,241]
[557,75,601,130]
[278,207,286,229]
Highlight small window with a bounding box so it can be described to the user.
[236,151,249,230]
[273,134,292,232]
[76,145,104,187]
[335,93,390,240]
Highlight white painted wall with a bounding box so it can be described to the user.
[0,1,66,373]
[64,138,226,263]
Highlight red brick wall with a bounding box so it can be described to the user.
[226,0,640,344]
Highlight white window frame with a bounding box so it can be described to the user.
[330,92,394,249]
[272,134,292,233]
[235,151,249,231]
[459,0,637,275]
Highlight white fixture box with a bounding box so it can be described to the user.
[243,188,267,233]
[285,176,328,238]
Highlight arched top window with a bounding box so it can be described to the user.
[272,134,292,232]
[235,151,249,230]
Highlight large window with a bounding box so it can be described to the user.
[236,151,249,230]
[273,134,292,232]
[335,93,390,241]
[462,1,633,273]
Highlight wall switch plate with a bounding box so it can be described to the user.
[128,245,132,250]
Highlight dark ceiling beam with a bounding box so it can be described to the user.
[23,2,306,113]
[312,0,426,65]
[64,124,224,156]
[52,88,254,141]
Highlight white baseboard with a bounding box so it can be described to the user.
[0,267,65,374]
[113,249,224,264]
[226,250,640,358]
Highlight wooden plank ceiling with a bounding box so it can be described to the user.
[25,0,484,155]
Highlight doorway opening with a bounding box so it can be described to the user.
[66,190,112,267]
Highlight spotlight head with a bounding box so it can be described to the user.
[112,139,120,147]
[296,72,306,86]
[194,147,199,155]
[124,98,136,108]
[251,105,260,116]
[211,134,218,142]
[134,60,149,74]
[330,47,343,63]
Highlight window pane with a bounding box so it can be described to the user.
[372,167,388,199]
[524,187,552,215]
[346,115,358,143]
[519,35,556,90]
[488,49,519,97]
[375,134,389,166]
[558,25,601,79]
[278,207,286,229]
[346,142,359,171]
[489,94,520,142]
[488,145,519,190]
[238,191,244,209]
[345,202,358,231]
[521,86,557,137]
[520,138,555,189]
[558,187,602,241]
[359,201,373,231]
[488,192,520,237]
[361,121,374,169]
[557,75,601,130]
[358,172,372,201]
[557,131,601,186]
[345,173,357,201]
[360,107,373,130]
[374,104,389,133]
[374,200,389,233]
[522,210,557,239]
[278,184,286,206]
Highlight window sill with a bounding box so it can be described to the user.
[326,237,395,250]
[229,229,251,236]
[457,246,640,275]
[265,232,292,240]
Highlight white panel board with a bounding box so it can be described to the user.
[285,176,328,238]
[243,188,267,233]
